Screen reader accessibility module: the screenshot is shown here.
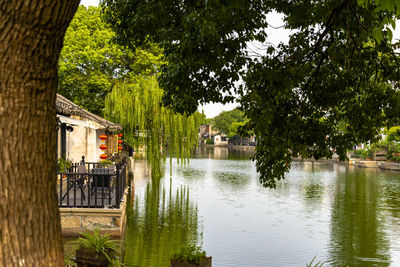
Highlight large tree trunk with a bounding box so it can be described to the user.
[0,1,79,265]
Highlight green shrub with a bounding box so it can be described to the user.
[371,142,387,151]
[353,150,365,156]
[171,245,206,264]
[99,159,114,166]
[64,254,74,267]
[387,142,400,161]
[353,148,371,159]
[385,126,400,142]
[74,226,120,262]
[57,158,72,172]
[205,139,214,145]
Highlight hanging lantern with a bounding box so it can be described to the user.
[99,144,107,150]
[118,140,123,144]
[100,154,107,160]
[118,146,123,151]
[118,133,123,138]
[99,134,108,140]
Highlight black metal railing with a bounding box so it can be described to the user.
[57,157,127,209]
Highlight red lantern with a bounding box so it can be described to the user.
[100,134,107,140]
[118,140,123,144]
[100,154,107,160]
[118,146,123,151]
[99,144,107,150]
[118,133,123,138]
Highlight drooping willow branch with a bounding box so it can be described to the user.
[105,76,204,178]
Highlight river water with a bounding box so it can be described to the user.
[125,147,400,266]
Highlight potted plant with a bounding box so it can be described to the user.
[171,245,211,267]
[99,159,114,167]
[57,157,72,172]
[73,227,120,267]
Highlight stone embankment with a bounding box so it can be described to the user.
[293,155,400,171]
[349,158,400,171]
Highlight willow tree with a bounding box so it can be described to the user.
[103,0,400,188]
[105,76,204,177]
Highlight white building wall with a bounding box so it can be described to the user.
[214,135,229,146]
[67,125,88,163]
[57,114,120,163]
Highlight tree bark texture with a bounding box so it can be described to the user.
[0,1,79,266]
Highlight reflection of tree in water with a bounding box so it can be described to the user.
[193,146,252,160]
[380,175,400,219]
[329,170,390,266]
[123,180,201,267]
[179,168,205,180]
[303,180,324,200]
[214,171,251,188]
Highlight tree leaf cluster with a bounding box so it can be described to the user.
[211,108,244,136]
[102,0,400,187]
[102,0,269,113]
[58,5,164,115]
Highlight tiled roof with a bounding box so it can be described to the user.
[56,94,122,131]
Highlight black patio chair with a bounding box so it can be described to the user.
[61,164,87,202]
[90,167,115,206]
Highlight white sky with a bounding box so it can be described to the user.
[81,0,99,6]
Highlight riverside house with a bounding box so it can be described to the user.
[56,94,128,236]
[56,94,122,162]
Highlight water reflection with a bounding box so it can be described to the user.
[124,175,201,267]
[127,149,400,266]
[329,168,391,266]
[193,146,253,160]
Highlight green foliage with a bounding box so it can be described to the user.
[385,142,400,161]
[205,118,214,125]
[385,126,400,142]
[357,0,399,44]
[58,6,125,115]
[64,254,74,267]
[205,139,214,145]
[75,226,120,262]
[353,147,375,159]
[212,109,245,136]
[58,5,164,115]
[229,121,247,139]
[171,245,206,265]
[99,159,113,166]
[102,0,400,188]
[57,158,72,172]
[102,0,268,113]
[306,256,324,267]
[109,258,124,267]
[105,76,204,177]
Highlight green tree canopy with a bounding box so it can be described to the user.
[58,5,164,115]
[385,126,400,142]
[229,121,247,139]
[212,109,244,136]
[102,0,400,187]
[58,5,125,115]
